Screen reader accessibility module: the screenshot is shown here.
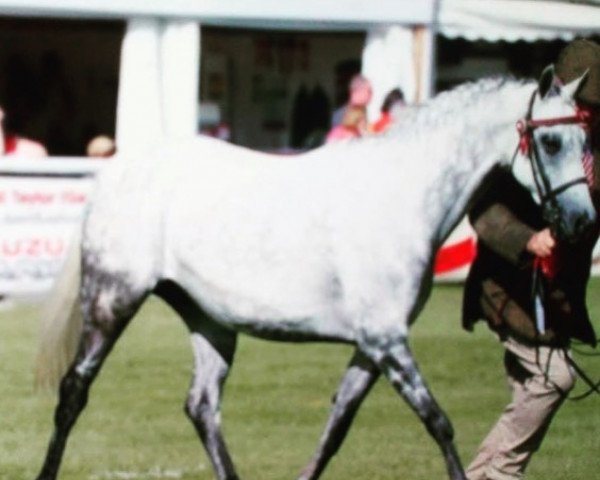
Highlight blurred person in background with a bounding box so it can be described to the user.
[371,87,406,133]
[331,73,373,128]
[325,105,368,143]
[86,135,116,158]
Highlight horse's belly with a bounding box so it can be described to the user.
[216,312,356,343]
[172,254,356,343]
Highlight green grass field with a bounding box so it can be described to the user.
[2,281,600,479]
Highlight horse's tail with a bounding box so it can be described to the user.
[34,229,82,392]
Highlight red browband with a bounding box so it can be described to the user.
[517,106,593,154]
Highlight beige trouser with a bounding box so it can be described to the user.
[466,336,576,480]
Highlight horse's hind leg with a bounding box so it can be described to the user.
[298,350,380,480]
[156,281,239,480]
[363,336,466,480]
[36,265,149,480]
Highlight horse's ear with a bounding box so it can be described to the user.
[561,69,589,100]
[538,64,560,99]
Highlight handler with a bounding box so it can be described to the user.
[0,105,47,157]
[462,38,600,480]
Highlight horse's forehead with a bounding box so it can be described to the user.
[533,94,575,118]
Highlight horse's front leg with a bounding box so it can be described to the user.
[297,349,380,480]
[361,333,466,480]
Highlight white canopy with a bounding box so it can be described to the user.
[440,0,600,42]
[0,0,435,30]
[1,0,597,151]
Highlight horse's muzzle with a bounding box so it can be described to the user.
[551,209,596,244]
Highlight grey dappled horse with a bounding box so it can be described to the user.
[35,67,594,480]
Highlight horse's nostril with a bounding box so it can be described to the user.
[559,213,593,243]
[574,213,592,237]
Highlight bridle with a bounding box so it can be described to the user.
[513,90,600,399]
[513,89,593,236]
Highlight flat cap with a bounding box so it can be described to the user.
[555,39,600,106]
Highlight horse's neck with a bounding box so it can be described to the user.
[429,81,535,244]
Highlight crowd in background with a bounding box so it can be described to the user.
[0,49,116,159]
[325,74,406,143]
[1,56,404,159]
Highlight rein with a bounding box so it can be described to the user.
[564,348,600,401]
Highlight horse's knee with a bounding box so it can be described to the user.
[185,394,205,419]
[185,392,219,424]
[370,349,455,443]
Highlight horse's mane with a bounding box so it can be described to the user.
[388,75,533,136]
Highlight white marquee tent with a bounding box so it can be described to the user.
[0,0,597,151]
[440,0,600,41]
[0,0,438,152]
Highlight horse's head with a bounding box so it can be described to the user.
[512,65,596,242]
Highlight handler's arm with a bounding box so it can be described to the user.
[470,203,538,265]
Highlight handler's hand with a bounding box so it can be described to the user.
[526,228,556,258]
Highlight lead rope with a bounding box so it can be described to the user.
[530,344,600,401]
[563,348,600,400]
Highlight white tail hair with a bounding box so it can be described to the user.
[34,229,82,392]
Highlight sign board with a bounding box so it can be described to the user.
[0,175,93,295]
[0,158,101,297]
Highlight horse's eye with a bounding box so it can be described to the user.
[540,134,562,156]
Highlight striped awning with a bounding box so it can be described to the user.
[439,0,600,42]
